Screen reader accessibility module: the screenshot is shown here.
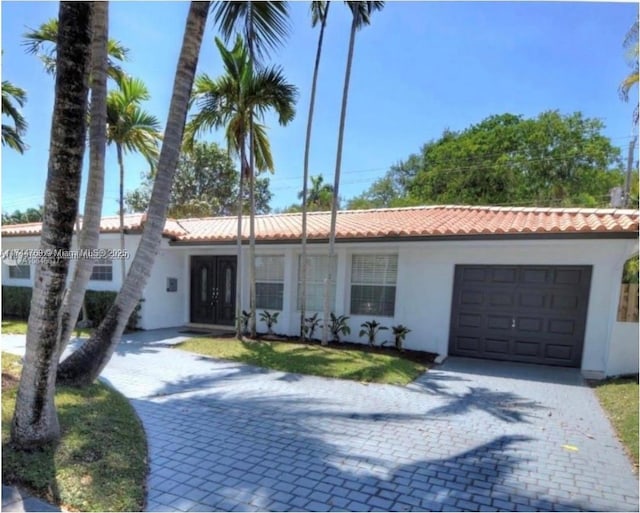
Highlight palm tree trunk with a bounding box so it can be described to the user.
[57,1,210,387]
[57,1,109,359]
[247,7,257,338]
[11,1,93,448]
[322,15,357,346]
[236,142,246,339]
[117,142,126,284]
[301,2,330,340]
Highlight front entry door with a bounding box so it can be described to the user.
[190,256,237,325]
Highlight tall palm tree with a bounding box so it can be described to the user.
[186,35,297,337]
[322,1,385,345]
[57,1,110,359]
[23,17,128,83]
[11,1,93,448]
[619,15,639,125]
[2,80,28,153]
[210,1,290,337]
[300,1,330,340]
[298,174,334,211]
[57,1,210,387]
[107,76,162,284]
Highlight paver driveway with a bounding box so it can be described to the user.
[3,330,638,512]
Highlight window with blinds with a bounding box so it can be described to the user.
[90,259,113,281]
[297,255,337,312]
[256,255,284,310]
[8,264,30,279]
[350,254,398,316]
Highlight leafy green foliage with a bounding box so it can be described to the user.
[175,337,425,385]
[285,174,335,213]
[2,353,147,511]
[239,310,252,335]
[622,256,639,284]
[125,141,273,216]
[1,206,43,224]
[1,287,141,331]
[328,313,351,343]
[303,312,322,340]
[359,320,388,347]
[2,80,28,154]
[392,324,411,352]
[349,111,624,209]
[259,310,280,335]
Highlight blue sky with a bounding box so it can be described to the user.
[1,1,638,216]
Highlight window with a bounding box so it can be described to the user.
[350,254,398,316]
[297,255,337,312]
[90,259,113,281]
[8,264,30,279]
[255,256,284,310]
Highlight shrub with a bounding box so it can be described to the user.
[328,313,351,343]
[259,310,279,335]
[1,286,142,331]
[359,320,388,347]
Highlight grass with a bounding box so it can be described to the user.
[1,318,92,337]
[1,352,147,511]
[175,337,427,385]
[594,376,639,470]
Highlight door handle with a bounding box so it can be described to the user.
[511,318,516,329]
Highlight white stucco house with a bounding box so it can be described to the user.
[2,205,638,378]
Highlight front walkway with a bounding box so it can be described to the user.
[3,329,639,512]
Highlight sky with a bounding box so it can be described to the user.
[1,1,638,216]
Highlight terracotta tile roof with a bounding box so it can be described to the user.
[2,206,638,242]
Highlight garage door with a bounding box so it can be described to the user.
[449,265,592,367]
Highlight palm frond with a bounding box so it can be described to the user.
[310,1,329,28]
[249,66,298,125]
[2,124,28,154]
[346,1,385,30]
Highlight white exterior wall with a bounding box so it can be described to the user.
[3,232,637,377]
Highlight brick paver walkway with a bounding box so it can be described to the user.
[3,330,638,512]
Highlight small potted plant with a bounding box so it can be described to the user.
[259,310,279,336]
[392,324,411,352]
[359,320,388,347]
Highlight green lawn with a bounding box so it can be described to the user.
[175,337,427,385]
[2,352,147,511]
[2,319,92,337]
[594,376,639,469]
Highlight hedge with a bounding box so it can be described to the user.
[1,286,142,331]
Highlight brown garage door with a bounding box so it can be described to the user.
[449,265,592,367]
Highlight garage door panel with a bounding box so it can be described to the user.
[449,265,591,368]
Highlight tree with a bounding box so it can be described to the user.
[57,1,210,387]
[125,141,273,217]
[350,111,624,209]
[322,1,385,345]
[2,80,28,153]
[23,17,128,82]
[300,1,330,339]
[619,14,639,125]
[210,1,291,338]
[2,206,44,224]
[300,174,334,211]
[11,1,93,448]
[185,34,297,338]
[57,1,110,359]
[106,76,162,283]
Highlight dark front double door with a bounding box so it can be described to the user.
[190,256,236,325]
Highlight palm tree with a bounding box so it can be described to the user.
[210,1,290,337]
[2,80,28,153]
[322,1,385,345]
[298,174,334,211]
[57,1,210,387]
[23,17,128,82]
[185,35,297,337]
[107,76,162,284]
[11,1,93,448]
[57,1,110,359]
[300,1,330,340]
[619,15,639,125]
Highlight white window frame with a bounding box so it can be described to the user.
[297,255,337,312]
[8,264,30,280]
[255,255,284,310]
[90,258,113,282]
[350,254,398,317]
